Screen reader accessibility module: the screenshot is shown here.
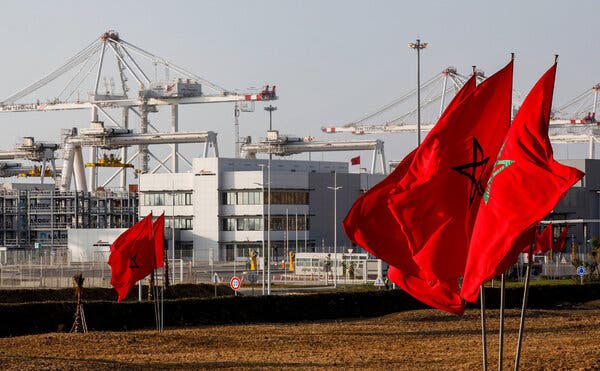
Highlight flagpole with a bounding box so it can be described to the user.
[498,273,505,370]
[472,62,487,371]
[480,285,488,371]
[514,228,537,371]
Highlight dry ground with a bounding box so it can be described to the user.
[0,303,599,370]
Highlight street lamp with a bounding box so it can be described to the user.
[264,105,277,131]
[255,164,267,295]
[408,38,428,146]
[264,105,277,294]
[327,171,342,288]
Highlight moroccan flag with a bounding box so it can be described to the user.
[461,63,585,303]
[351,156,360,165]
[521,223,553,255]
[553,226,569,253]
[108,213,155,302]
[386,60,513,290]
[153,213,165,268]
[342,73,477,315]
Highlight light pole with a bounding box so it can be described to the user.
[267,160,271,295]
[408,38,428,146]
[254,165,266,295]
[264,105,277,131]
[264,105,276,295]
[327,171,342,288]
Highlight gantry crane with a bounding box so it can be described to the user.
[321,67,481,135]
[321,66,600,158]
[0,30,276,191]
[60,121,218,191]
[240,130,386,174]
[0,137,59,183]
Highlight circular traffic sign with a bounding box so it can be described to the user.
[577,266,586,277]
[230,276,241,291]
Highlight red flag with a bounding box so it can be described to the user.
[386,61,513,296]
[461,63,585,303]
[522,223,553,254]
[153,213,165,268]
[108,213,155,302]
[553,226,569,253]
[350,156,360,165]
[342,73,477,315]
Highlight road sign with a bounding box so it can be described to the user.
[230,276,241,291]
[374,277,386,287]
[34,242,40,249]
[213,273,220,284]
[577,266,586,276]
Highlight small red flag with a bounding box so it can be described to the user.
[350,156,360,165]
[461,63,585,303]
[343,73,478,315]
[108,214,155,302]
[553,226,569,253]
[522,223,553,255]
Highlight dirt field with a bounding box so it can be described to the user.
[0,303,599,370]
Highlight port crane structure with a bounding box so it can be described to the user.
[0,30,276,191]
[59,122,218,192]
[0,137,59,183]
[240,130,386,174]
[321,67,600,157]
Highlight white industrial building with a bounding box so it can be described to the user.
[139,157,384,262]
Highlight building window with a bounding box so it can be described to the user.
[175,241,193,260]
[142,192,193,206]
[222,218,236,231]
[165,217,193,230]
[267,191,309,205]
[270,215,309,231]
[236,217,262,231]
[222,192,236,205]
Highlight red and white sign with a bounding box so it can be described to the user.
[230,276,241,291]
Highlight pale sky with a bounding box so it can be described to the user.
[0,0,598,174]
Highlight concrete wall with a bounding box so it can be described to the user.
[67,228,126,262]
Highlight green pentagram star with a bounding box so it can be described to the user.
[484,143,514,204]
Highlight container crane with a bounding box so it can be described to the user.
[321,67,480,135]
[240,130,386,174]
[0,137,59,183]
[60,121,219,191]
[0,30,277,191]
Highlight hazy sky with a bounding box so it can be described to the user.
[0,0,598,174]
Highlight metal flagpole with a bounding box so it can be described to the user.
[514,228,537,371]
[480,285,488,371]
[498,273,506,370]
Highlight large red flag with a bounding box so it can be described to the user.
[108,213,155,302]
[153,213,165,269]
[386,61,513,292]
[342,73,477,315]
[461,63,585,303]
[553,226,569,253]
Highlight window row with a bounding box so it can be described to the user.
[222,217,263,231]
[164,217,193,230]
[222,191,263,205]
[221,190,309,205]
[221,215,309,231]
[141,192,193,206]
